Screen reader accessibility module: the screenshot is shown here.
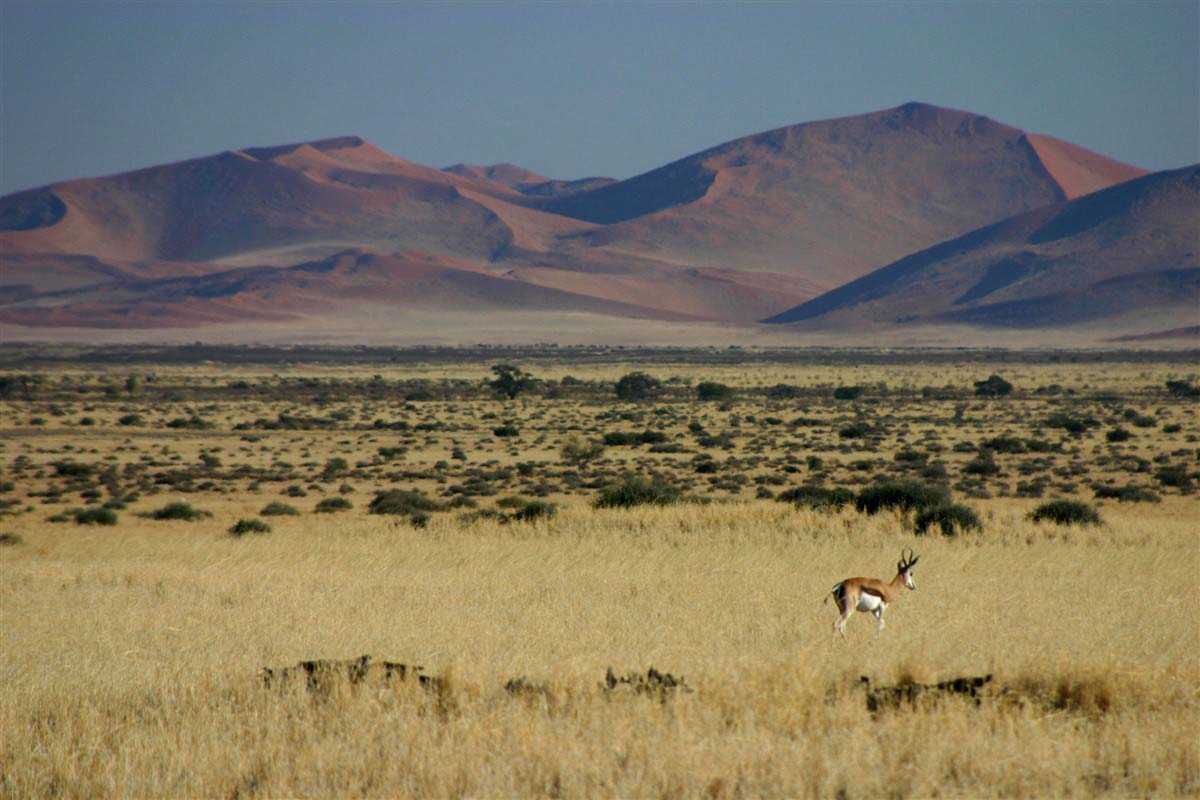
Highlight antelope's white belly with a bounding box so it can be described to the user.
[856,593,884,612]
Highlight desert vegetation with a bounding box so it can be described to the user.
[0,345,1197,797]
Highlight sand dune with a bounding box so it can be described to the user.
[0,103,1171,342]
[765,165,1199,335]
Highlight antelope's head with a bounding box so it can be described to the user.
[898,548,920,590]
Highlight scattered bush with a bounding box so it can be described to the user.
[838,421,874,439]
[74,507,118,526]
[974,374,1014,397]
[229,518,271,536]
[696,382,732,401]
[314,497,353,513]
[595,474,683,509]
[1092,484,1161,503]
[615,372,662,402]
[1106,427,1133,443]
[149,502,211,522]
[962,451,1000,476]
[490,364,538,399]
[1045,413,1099,435]
[1165,379,1200,399]
[369,489,443,516]
[777,485,856,510]
[561,435,604,466]
[914,504,981,537]
[261,502,300,516]
[493,425,520,438]
[833,386,864,401]
[508,499,556,523]
[856,480,950,516]
[1029,499,1102,526]
[1154,464,1193,491]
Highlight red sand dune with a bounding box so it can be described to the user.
[0,102,1169,340]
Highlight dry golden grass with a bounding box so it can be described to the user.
[1,356,1198,797]
[2,501,1198,797]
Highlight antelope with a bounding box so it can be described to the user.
[826,548,919,638]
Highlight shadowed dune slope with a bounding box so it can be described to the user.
[764,165,1200,332]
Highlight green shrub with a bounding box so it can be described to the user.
[696,382,732,401]
[314,497,352,513]
[369,489,443,516]
[74,507,118,526]
[615,372,662,402]
[560,435,604,466]
[1029,499,1102,526]
[117,414,145,426]
[855,480,950,515]
[261,502,300,516]
[53,461,95,478]
[1106,427,1133,443]
[962,451,1000,476]
[229,518,271,536]
[493,425,520,438]
[1154,464,1193,491]
[974,374,1014,397]
[1165,380,1200,399]
[603,431,640,446]
[508,500,556,523]
[490,364,538,399]
[149,502,211,522]
[833,386,864,400]
[838,422,873,439]
[595,474,683,509]
[776,485,856,510]
[1092,484,1161,503]
[914,504,981,536]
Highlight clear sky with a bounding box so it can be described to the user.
[2,1,1197,196]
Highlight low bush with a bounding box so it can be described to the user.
[603,431,640,446]
[974,374,1014,397]
[696,382,732,401]
[508,499,556,523]
[229,518,271,536]
[838,421,874,439]
[855,480,950,515]
[1092,484,1161,503]
[776,485,856,510]
[74,507,118,526]
[1029,499,1102,526]
[1154,464,1193,491]
[560,435,604,466]
[1106,427,1133,443]
[833,386,864,401]
[914,504,981,536]
[314,497,352,513]
[594,474,683,509]
[369,489,444,516]
[261,502,300,516]
[149,502,211,522]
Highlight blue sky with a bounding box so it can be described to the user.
[2,1,1197,196]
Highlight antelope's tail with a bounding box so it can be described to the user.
[825,581,845,606]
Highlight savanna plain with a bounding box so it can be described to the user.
[1,346,1197,798]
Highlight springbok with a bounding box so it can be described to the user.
[826,548,919,638]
